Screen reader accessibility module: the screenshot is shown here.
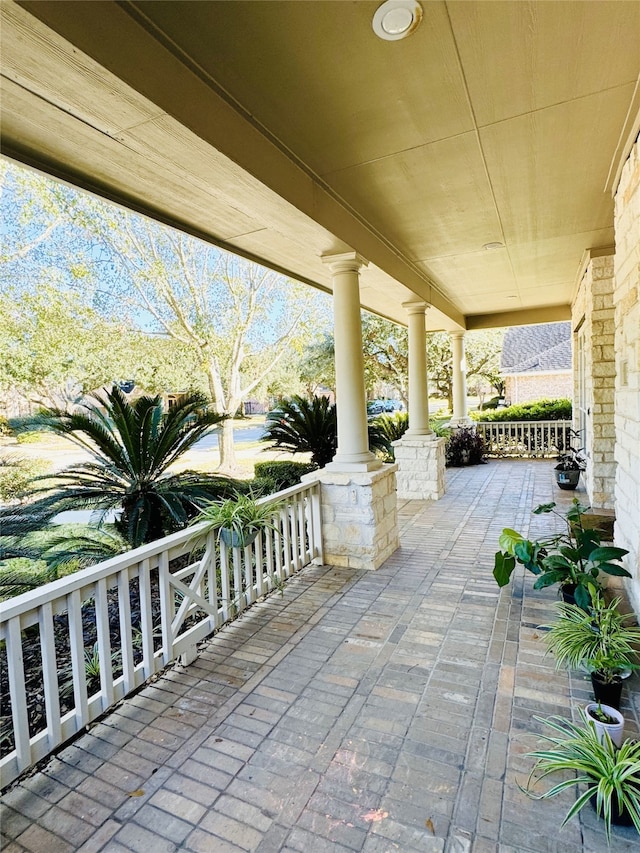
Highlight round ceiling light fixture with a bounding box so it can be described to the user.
[483,242,505,250]
[372,0,423,41]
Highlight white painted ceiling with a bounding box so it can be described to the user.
[2,1,639,330]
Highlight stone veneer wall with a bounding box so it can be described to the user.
[572,253,616,508]
[304,464,399,571]
[504,372,573,405]
[393,435,446,500]
[613,137,640,614]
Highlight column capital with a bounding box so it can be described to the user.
[402,300,430,315]
[450,329,466,340]
[321,251,369,275]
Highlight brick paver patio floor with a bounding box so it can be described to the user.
[2,460,639,852]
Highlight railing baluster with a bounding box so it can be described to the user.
[220,540,231,622]
[117,568,135,693]
[232,546,244,614]
[311,484,324,563]
[255,531,265,598]
[68,589,88,729]
[207,534,220,631]
[265,527,275,590]
[159,551,173,665]
[244,542,256,605]
[38,602,61,750]
[95,577,114,711]
[138,559,155,678]
[6,616,30,771]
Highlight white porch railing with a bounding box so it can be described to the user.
[475,419,572,458]
[0,481,323,787]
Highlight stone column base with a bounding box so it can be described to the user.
[302,464,399,571]
[392,434,446,500]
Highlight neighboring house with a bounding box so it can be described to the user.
[500,322,572,405]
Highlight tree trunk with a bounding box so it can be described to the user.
[218,418,239,474]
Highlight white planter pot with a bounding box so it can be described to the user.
[585,703,625,747]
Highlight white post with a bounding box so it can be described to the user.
[450,331,472,426]
[322,251,380,471]
[403,301,432,436]
[300,252,397,571]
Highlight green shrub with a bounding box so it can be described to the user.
[477,398,572,422]
[254,461,318,491]
[0,456,50,502]
[15,432,47,444]
[481,396,503,410]
[0,416,10,436]
[445,427,487,467]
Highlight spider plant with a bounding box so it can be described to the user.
[190,491,284,548]
[542,587,640,684]
[521,710,640,843]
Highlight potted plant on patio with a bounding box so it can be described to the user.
[520,711,640,842]
[541,588,640,709]
[584,702,625,747]
[190,491,283,548]
[554,449,586,491]
[493,499,630,610]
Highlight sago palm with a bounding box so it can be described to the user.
[2,386,234,548]
[262,394,393,467]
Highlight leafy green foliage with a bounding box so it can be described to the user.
[253,461,318,491]
[521,710,640,842]
[445,427,487,467]
[0,386,234,551]
[262,395,394,467]
[0,455,50,502]
[493,500,630,606]
[478,399,572,422]
[190,491,283,547]
[542,590,640,682]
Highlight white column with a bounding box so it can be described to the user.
[322,251,381,471]
[403,301,431,436]
[450,330,472,426]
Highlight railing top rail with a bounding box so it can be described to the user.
[0,481,317,622]
[475,419,572,426]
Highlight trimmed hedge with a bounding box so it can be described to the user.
[253,461,318,491]
[475,398,572,422]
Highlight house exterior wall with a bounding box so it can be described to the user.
[613,137,640,614]
[503,371,572,405]
[571,252,616,509]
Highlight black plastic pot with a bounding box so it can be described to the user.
[591,672,624,710]
[555,468,581,490]
[590,792,637,827]
[561,584,577,605]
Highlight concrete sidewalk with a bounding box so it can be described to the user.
[2,460,639,852]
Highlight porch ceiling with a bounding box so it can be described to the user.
[1,1,639,331]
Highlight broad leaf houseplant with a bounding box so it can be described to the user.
[493,500,630,610]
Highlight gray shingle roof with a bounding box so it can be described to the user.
[500,322,572,374]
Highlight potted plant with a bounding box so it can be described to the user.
[493,499,630,610]
[190,491,283,548]
[585,703,625,747]
[553,430,586,490]
[520,711,640,842]
[541,589,640,708]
